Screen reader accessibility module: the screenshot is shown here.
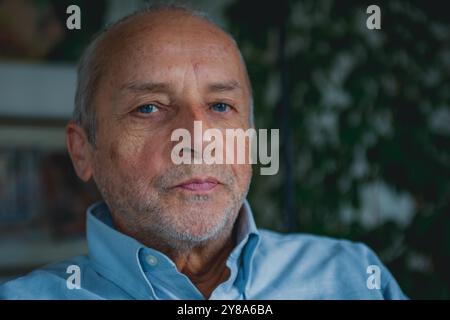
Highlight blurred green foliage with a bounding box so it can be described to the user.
[225,0,450,299]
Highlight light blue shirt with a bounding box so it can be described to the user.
[0,200,407,299]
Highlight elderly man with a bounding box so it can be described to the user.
[0,5,406,300]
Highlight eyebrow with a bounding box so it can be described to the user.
[121,81,173,94]
[121,80,242,95]
[207,80,242,93]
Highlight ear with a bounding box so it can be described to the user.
[66,121,94,182]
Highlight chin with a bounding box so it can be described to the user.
[165,203,235,241]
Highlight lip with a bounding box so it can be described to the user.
[172,177,220,192]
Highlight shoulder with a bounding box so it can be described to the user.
[258,230,379,265]
[256,230,382,278]
[0,255,103,299]
[251,230,407,299]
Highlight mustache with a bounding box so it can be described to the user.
[153,164,236,191]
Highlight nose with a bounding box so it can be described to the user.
[171,101,215,162]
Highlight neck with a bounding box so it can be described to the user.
[116,213,240,299]
[175,224,237,298]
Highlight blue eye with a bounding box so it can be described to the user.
[137,104,159,114]
[211,102,231,113]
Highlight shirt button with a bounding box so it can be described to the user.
[146,255,158,267]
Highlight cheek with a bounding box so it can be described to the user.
[103,135,168,182]
[231,163,252,189]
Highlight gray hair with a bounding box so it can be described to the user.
[72,4,253,146]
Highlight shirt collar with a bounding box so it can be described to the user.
[86,199,260,299]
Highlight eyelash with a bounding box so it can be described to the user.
[136,103,160,114]
[210,102,233,113]
[132,102,235,118]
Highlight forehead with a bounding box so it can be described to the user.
[99,12,246,87]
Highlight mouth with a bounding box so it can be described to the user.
[172,177,220,192]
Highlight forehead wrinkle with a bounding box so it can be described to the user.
[179,59,201,101]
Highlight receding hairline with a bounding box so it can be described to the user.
[73,5,254,145]
[98,7,242,62]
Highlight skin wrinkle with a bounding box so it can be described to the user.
[67,9,253,299]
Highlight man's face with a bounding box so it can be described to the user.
[89,13,253,246]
